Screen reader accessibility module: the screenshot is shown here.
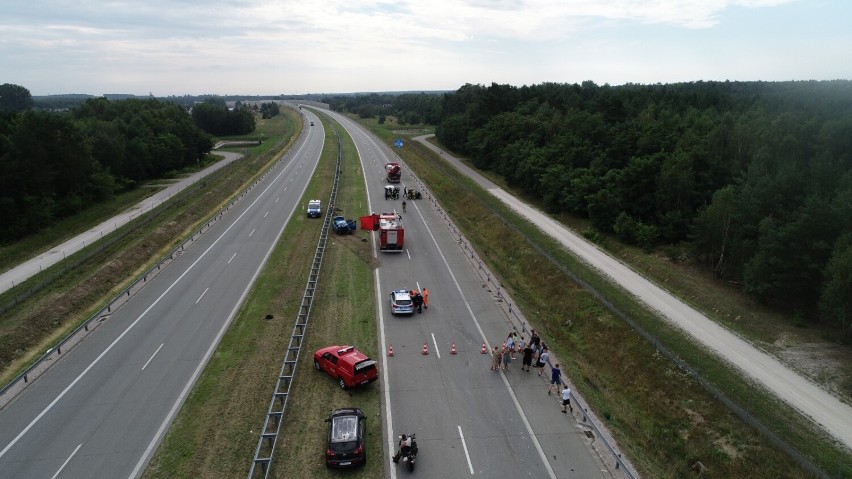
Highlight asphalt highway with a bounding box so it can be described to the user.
[0,109,325,478]
[330,112,615,479]
[0,109,622,479]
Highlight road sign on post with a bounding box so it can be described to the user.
[394,139,404,148]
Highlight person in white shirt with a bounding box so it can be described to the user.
[561,385,573,413]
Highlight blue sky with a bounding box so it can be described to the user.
[2,0,850,96]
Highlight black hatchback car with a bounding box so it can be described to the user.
[325,408,367,468]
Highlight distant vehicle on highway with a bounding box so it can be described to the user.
[307,199,322,218]
[389,289,414,315]
[310,121,315,126]
[325,408,367,468]
[314,345,378,389]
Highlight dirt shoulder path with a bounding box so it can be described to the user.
[0,151,243,294]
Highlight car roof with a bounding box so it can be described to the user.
[330,414,361,443]
[315,345,370,362]
[392,289,410,297]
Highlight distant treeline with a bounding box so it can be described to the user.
[324,92,443,125]
[331,81,852,339]
[31,92,328,111]
[190,99,256,136]
[0,94,213,242]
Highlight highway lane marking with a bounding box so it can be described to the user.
[227,252,237,264]
[263,211,269,218]
[457,426,474,474]
[249,228,256,237]
[141,344,164,371]
[431,333,441,359]
[195,287,209,304]
[347,111,537,477]
[50,442,81,479]
[0,137,317,465]
[412,194,558,479]
[353,127,400,479]
[275,196,280,203]
[130,141,323,479]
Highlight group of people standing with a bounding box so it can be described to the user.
[490,329,547,373]
[408,288,428,313]
[489,329,572,414]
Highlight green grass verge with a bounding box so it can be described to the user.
[143,112,383,478]
[357,116,848,478]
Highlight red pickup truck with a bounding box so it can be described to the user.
[314,345,379,389]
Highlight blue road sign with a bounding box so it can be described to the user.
[394,139,404,148]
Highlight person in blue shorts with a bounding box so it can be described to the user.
[547,363,562,395]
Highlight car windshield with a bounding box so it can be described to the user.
[355,359,377,373]
[331,415,358,443]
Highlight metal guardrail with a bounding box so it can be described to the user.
[0,135,300,410]
[247,122,342,478]
[396,167,638,479]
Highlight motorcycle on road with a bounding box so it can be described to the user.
[392,433,418,472]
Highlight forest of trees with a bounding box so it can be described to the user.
[190,98,256,136]
[326,82,852,338]
[424,81,851,339]
[3,80,849,339]
[324,92,443,125]
[0,88,213,242]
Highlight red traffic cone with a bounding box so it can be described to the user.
[387,344,394,357]
[481,342,487,354]
[451,342,457,355]
[422,341,429,355]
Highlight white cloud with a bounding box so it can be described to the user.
[1,0,845,95]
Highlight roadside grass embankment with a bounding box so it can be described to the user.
[0,110,300,389]
[361,117,844,478]
[143,112,383,478]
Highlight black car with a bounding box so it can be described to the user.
[325,408,367,467]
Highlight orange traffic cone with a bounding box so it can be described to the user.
[481,342,487,354]
[422,341,429,355]
[387,344,394,357]
[451,342,457,355]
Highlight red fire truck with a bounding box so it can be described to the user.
[360,212,404,251]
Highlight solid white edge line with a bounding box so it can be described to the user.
[412,191,558,479]
[0,124,317,468]
[141,344,164,371]
[352,128,399,479]
[457,426,474,474]
[338,112,553,478]
[129,118,323,479]
[50,442,82,479]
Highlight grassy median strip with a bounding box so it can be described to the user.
[363,118,839,478]
[143,113,383,478]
